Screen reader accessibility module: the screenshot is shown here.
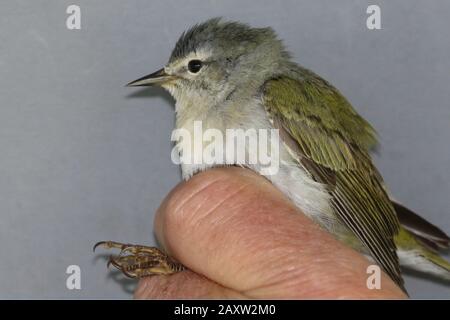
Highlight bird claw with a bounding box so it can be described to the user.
[94,240,184,278]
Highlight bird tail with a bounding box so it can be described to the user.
[423,251,450,281]
[398,245,450,281]
[392,201,450,281]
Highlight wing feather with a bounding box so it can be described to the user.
[263,74,405,289]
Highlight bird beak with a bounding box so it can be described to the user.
[126,68,173,87]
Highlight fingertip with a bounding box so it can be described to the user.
[153,167,314,290]
[154,167,273,253]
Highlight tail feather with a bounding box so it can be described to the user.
[392,201,450,281]
[398,248,450,281]
[391,200,449,281]
[425,251,450,280]
[393,201,450,250]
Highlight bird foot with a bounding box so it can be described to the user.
[93,241,184,278]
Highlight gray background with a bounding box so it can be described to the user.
[0,0,449,298]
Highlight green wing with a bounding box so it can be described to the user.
[263,72,404,289]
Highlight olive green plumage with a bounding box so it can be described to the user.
[263,73,404,288]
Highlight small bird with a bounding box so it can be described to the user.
[95,18,450,293]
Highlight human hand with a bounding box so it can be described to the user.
[134,167,406,299]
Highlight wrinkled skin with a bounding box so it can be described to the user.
[134,167,406,299]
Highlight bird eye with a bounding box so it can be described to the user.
[187,60,203,73]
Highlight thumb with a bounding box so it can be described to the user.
[140,167,405,298]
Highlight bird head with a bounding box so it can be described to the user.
[127,18,289,108]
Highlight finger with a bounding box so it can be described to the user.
[153,167,406,298]
[134,270,246,299]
